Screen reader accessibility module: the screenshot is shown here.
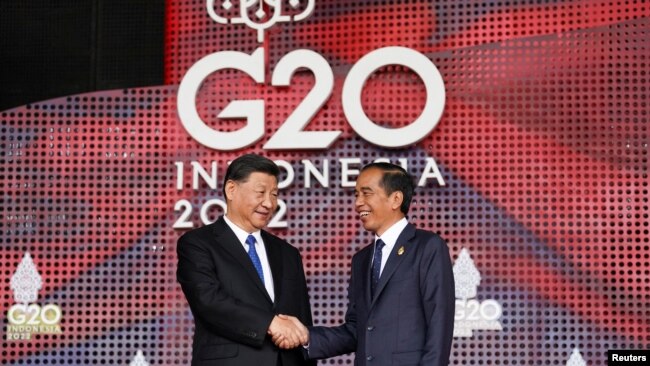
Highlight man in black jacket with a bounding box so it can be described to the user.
[177,154,313,366]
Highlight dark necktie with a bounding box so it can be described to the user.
[246,234,265,284]
[371,239,385,296]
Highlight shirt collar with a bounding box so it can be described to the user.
[375,217,408,249]
[223,215,262,245]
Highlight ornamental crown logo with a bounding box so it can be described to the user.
[452,248,503,337]
[129,350,150,366]
[207,0,315,42]
[566,348,587,366]
[10,252,42,305]
[453,248,481,301]
[6,252,62,341]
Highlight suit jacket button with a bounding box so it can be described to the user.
[250,331,257,338]
[367,356,374,361]
[366,326,374,331]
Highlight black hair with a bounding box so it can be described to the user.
[361,162,415,215]
[222,154,280,198]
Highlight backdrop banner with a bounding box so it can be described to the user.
[1,1,649,365]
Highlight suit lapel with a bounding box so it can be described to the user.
[261,230,282,306]
[359,245,374,306]
[370,223,417,308]
[212,217,273,304]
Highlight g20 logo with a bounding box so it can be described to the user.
[177,47,446,150]
[7,304,62,326]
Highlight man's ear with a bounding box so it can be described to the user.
[391,191,404,211]
[224,180,236,201]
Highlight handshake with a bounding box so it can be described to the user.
[267,314,309,349]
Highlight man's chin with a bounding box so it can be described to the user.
[253,220,271,230]
[361,223,375,232]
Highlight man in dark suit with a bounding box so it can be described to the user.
[177,154,313,366]
[277,162,455,365]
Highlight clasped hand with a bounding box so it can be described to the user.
[267,314,309,349]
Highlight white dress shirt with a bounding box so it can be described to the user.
[373,217,408,276]
[223,215,275,302]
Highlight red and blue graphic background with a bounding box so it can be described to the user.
[1,0,649,364]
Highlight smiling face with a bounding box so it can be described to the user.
[225,172,278,233]
[354,167,405,236]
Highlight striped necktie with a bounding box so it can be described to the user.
[246,234,264,284]
[371,239,385,296]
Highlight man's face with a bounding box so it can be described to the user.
[354,168,402,236]
[225,172,278,233]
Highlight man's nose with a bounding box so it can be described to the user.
[262,193,275,208]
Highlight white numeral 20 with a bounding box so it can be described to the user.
[173,198,287,229]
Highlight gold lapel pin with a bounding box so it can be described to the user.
[397,246,405,256]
